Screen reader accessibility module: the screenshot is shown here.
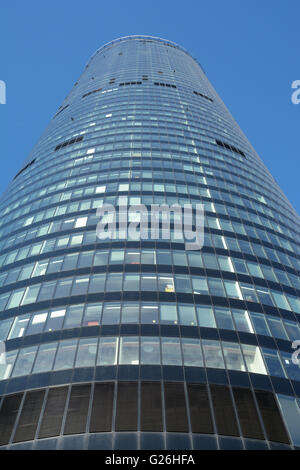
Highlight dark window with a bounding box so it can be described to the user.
[14,159,36,180]
[0,394,22,445]
[82,88,102,98]
[233,387,264,440]
[215,139,246,158]
[38,387,68,439]
[54,135,83,151]
[154,82,176,88]
[90,382,114,432]
[255,390,290,444]
[119,82,142,86]
[193,90,213,103]
[13,390,45,442]
[187,383,214,434]
[141,382,163,432]
[53,104,69,118]
[115,382,138,431]
[164,382,188,432]
[210,385,239,436]
[64,384,91,435]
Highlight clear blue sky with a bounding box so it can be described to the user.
[0,0,299,213]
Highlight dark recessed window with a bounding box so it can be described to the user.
[233,387,264,440]
[54,135,83,151]
[0,394,22,446]
[187,383,214,434]
[193,90,213,103]
[53,104,69,118]
[164,382,189,432]
[141,381,163,432]
[255,390,290,444]
[119,82,142,86]
[215,139,246,158]
[90,382,114,433]
[14,159,36,180]
[38,387,68,439]
[154,82,176,88]
[64,384,91,435]
[13,390,45,443]
[115,382,138,431]
[82,88,102,98]
[210,384,239,436]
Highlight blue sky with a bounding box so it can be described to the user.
[0,0,299,213]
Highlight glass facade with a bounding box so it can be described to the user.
[0,35,300,449]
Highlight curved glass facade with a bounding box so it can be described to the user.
[0,36,300,450]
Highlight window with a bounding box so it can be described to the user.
[141,275,157,291]
[272,291,290,311]
[90,383,114,433]
[160,304,177,324]
[222,341,246,371]
[174,275,191,293]
[0,318,13,341]
[88,274,106,293]
[141,305,158,324]
[13,390,45,443]
[7,289,25,309]
[0,394,23,445]
[224,280,242,299]
[12,346,37,377]
[39,387,68,439]
[192,277,208,295]
[255,390,290,444]
[164,382,188,432]
[53,339,77,370]
[210,385,239,436]
[119,336,139,365]
[141,382,163,432]
[71,277,89,296]
[232,309,253,333]
[215,307,234,330]
[158,276,174,293]
[241,344,267,375]
[115,382,138,432]
[267,316,288,340]
[64,304,84,329]
[26,312,47,335]
[121,304,139,323]
[97,337,118,365]
[141,337,160,364]
[33,342,57,373]
[37,281,56,302]
[182,338,203,367]
[178,304,197,326]
[277,394,300,446]
[8,315,30,339]
[202,339,224,369]
[233,388,264,440]
[262,348,286,378]
[106,273,122,292]
[197,306,216,328]
[123,274,139,291]
[102,304,120,324]
[75,338,98,367]
[64,384,90,435]
[161,337,182,365]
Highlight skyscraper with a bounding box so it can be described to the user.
[0,35,300,450]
